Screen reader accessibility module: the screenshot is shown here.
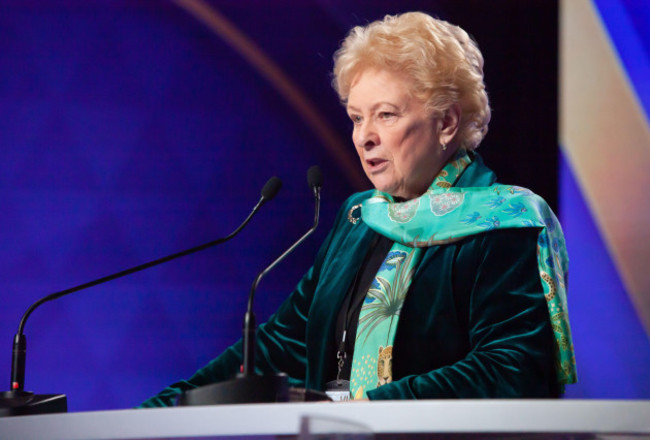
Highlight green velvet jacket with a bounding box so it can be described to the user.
[141,155,558,407]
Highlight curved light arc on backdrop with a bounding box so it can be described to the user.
[560,0,650,336]
[172,0,366,189]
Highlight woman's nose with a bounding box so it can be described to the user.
[356,121,379,149]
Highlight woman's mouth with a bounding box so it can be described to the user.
[366,158,388,172]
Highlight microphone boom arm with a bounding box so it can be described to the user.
[242,183,321,377]
[9,176,281,392]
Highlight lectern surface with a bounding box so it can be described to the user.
[0,400,649,440]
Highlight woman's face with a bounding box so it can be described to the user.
[347,68,450,200]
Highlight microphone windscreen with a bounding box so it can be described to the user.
[307,165,322,189]
[261,176,282,200]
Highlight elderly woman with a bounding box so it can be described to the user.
[141,12,575,405]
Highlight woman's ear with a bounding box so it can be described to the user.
[438,103,461,145]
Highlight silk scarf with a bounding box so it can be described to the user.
[350,150,577,399]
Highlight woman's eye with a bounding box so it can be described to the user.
[350,115,362,124]
[379,112,396,120]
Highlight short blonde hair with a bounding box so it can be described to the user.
[332,12,491,150]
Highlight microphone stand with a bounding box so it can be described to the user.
[0,177,281,417]
[242,179,320,377]
[179,166,328,405]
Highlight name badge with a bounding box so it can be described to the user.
[325,379,351,402]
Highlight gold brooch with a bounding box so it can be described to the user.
[347,204,362,225]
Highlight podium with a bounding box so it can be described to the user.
[0,400,649,439]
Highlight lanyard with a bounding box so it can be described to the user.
[335,234,385,382]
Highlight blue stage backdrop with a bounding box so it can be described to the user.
[0,0,648,411]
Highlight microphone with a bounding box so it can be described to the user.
[307,165,322,191]
[0,176,281,416]
[243,166,321,376]
[260,176,283,201]
[179,166,324,405]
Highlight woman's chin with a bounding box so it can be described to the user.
[373,185,410,201]
[371,182,396,196]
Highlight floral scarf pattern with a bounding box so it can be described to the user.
[350,150,577,399]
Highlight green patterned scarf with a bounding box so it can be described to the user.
[350,150,576,399]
